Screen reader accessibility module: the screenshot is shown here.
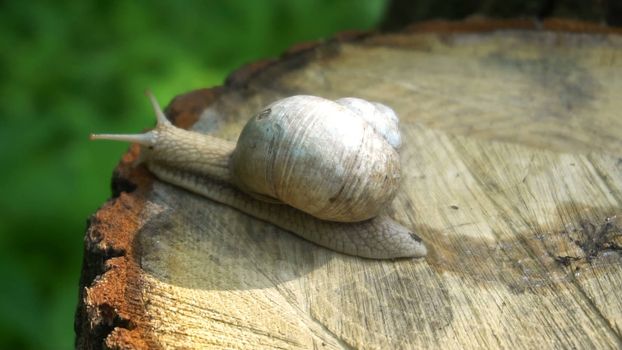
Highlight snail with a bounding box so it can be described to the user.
[91,92,427,259]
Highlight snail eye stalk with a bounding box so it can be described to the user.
[90,89,167,146]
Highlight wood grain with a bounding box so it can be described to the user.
[76,19,622,349]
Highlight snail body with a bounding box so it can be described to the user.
[91,92,426,259]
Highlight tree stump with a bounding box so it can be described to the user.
[75,19,622,349]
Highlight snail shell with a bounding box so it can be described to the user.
[231,95,401,222]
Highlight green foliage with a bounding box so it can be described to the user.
[0,1,386,348]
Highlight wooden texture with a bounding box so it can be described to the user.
[76,19,622,349]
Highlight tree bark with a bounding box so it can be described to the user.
[380,0,622,30]
[76,19,622,349]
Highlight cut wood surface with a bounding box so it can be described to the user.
[75,19,622,349]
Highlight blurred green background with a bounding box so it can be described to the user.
[0,1,386,348]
